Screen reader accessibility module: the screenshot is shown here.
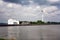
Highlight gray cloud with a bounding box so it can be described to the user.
[3,0,30,5]
[0,0,60,23]
[3,0,60,5]
[2,0,51,5]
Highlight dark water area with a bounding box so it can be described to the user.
[0,25,60,40]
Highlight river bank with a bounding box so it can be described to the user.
[0,24,60,26]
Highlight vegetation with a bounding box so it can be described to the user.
[0,20,60,25]
[37,20,45,24]
[30,20,60,25]
[0,38,6,40]
[30,20,45,25]
[47,21,60,24]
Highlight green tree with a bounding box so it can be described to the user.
[37,20,45,24]
[0,38,5,40]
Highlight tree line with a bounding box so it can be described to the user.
[29,20,60,24]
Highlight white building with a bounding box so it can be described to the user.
[22,21,30,25]
[8,19,19,24]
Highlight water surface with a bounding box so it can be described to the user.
[7,25,60,40]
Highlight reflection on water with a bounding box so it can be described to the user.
[0,27,8,38]
[8,25,60,40]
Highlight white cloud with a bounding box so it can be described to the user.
[3,1,41,21]
[29,0,33,3]
[43,6,58,14]
[51,10,60,16]
[7,3,14,8]
[0,0,4,5]
[47,0,59,3]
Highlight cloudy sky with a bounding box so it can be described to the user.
[0,0,60,23]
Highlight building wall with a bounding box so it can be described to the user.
[22,22,30,24]
[19,21,30,25]
[8,19,19,24]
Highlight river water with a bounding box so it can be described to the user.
[0,25,60,40]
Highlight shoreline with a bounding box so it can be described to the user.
[0,24,60,26]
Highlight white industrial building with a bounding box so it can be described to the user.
[21,21,30,25]
[8,19,19,25]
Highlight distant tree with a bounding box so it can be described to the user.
[47,22,51,24]
[30,22,37,24]
[30,20,45,24]
[0,38,5,40]
[37,20,45,24]
[19,21,22,24]
[47,21,60,24]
